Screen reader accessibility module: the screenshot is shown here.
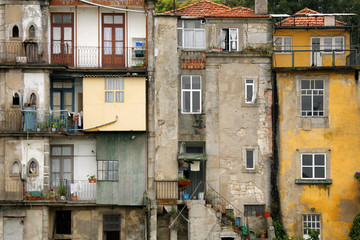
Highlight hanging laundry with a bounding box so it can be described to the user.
[190,161,200,171]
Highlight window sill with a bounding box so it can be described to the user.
[295,179,332,185]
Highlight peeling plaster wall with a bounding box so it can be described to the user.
[23,72,50,110]
[277,71,360,239]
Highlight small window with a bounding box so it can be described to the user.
[303,215,321,239]
[301,154,326,179]
[29,25,35,38]
[12,93,20,106]
[221,28,238,51]
[30,93,37,106]
[105,78,124,103]
[245,79,255,103]
[181,75,201,114]
[97,160,119,181]
[29,161,37,174]
[244,205,265,217]
[103,215,120,240]
[301,80,324,117]
[246,149,255,169]
[177,20,205,49]
[55,210,71,234]
[12,25,19,38]
[11,161,21,176]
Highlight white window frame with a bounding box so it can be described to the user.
[97,160,119,181]
[303,214,321,239]
[221,28,238,51]
[301,153,326,180]
[181,75,202,114]
[105,78,124,103]
[177,20,206,49]
[245,149,255,170]
[245,79,255,104]
[300,79,324,117]
[311,36,345,54]
[274,36,292,53]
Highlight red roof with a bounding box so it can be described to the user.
[210,6,267,18]
[162,0,230,17]
[162,0,267,18]
[276,7,346,27]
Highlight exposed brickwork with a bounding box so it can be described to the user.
[181,52,206,69]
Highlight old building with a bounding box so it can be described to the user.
[273,8,360,239]
[149,0,274,238]
[0,0,150,239]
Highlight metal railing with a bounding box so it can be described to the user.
[0,41,146,68]
[155,180,178,200]
[0,180,23,200]
[273,45,358,68]
[0,110,22,131]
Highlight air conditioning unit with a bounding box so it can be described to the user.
[16,56,27,63]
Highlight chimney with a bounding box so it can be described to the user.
[255,0,268,15]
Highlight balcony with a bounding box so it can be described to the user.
[0,110,22,132]
[0,41,146,68]
[0,179,96,202]
[273,46,358,68]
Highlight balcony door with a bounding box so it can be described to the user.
[311,37,322,66]
[51,13,74,66]
[51,81,74,116]
[102,13,125,67]
[50,145,74,187]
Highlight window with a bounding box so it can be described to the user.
[30,93,37,106]
[178,20,205,49]
[10,160,21,176]
[27,159,39,176]
[274,36,292,52]
[105,78,124,103]
[301,79,324,117]
[221,28,238,51]
[313,37,344,52]
[103,215,120,240]
[12,25,19,38]
[29,25,35,38]
[303,215,321,239]
[50,145,73,186]
[245,79,255,103]
[98,160,119,181]
[55,210,71,234]
[244,205,265,217]
[301,153,326,179]
[181,76,201,113]
[12,92,20,106]
[246,149,255,169]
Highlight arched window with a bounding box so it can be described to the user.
[12,25,19,38]
[29,160,37,174]
[11,161,20,175]
[29,25,35,38]
[30,93,36,106]
[12,92,20,106]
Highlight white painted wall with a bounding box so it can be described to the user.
[19,139,45,178]
[50,138,97,181]
[22,5,42,41]
[23,73,47,110]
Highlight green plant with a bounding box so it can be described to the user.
[51,122,58,129]
[87,175,96,179]
[60,119,66,128]
[307,228,319,240]
[273,220,289,240]
[349,213,360,239]
[259,229,266,234]
[57,184,67,196]
[178,177,190,182]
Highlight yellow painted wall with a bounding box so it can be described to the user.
[277,70,360,239]
[274,29,350,68]
[83,77,146,131]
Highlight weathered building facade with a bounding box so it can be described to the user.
[0,0,150,239]
[274,8,360,239]
[149,0,274,238]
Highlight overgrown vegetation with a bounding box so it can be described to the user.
[349,214,360,240]
[273,220,288,240]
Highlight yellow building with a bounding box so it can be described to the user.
[274,8,360,239]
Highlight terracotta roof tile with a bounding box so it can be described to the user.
[276,7,345,27]
[209,6,267,18]
[162,0,230,17]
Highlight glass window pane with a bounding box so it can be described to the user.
[335,38,344,49]
[194,30,205,48]
[63,158,72,172]
[115,42,123,55]
[324,38,332,50]
[115,28,123,41]
[284,37,292,50]
[315,167,325,178]
[315,80,324,89]
[183,91,190,112]
[302,96,312,111]
[53,15,62,24]
[184,30,194,48]
[62,147,72,155]
[314,155,325,165]
[105,78,113,90]
[105,91,114,102]
[246,150,254,168]
[63,14,72,24]
[104,28,112,41]
[246,85,253,102]
[64,27,72,41]
[302,155,313,165]
[52,147,62,156]
[192,77,201,89]
[177,29,183,47]
[313,96,323,111]
[182,76,191,89]
[115,91,124,102]
[104,15,113,24]
[53,27,61,41]
[64,92,72,110]
[302,167,312,178]
[52,159,60,172]
[192,91,200,113]
[301,80,310,89]
[114,15,123,24]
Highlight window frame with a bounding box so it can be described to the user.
[221,28,238,51]
[300,79,324,118]
[27,158,39,177]
[244,204,265,217]
[50,145,74,186]
[10,160,22,177]
[105,78,125,103]
[274,36,292,54]
[177,19,206,49]
[245,79,255,104]
[97,160,119,182]
[245,149,255,170]
[311,36,345,54]
[181,75,202,114]
[301,153,326,180]
[302,214,321,239]
[242,146,259,172]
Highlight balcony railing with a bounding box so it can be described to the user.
[0,110,22,132]
[273,46,358,68]
[0,41,146,68]
[0,179,96,201]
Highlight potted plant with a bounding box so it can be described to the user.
[72,194,78,201]
[258,229,266,238]
[51,122,58,132]
[178,177,191,185]
[60,119,66,132]
[57,184,67,200]
[88,175,97,183]
[210,45,221,52]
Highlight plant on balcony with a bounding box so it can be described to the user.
[354,172,360,181]
[59,119,66,131]
[57,184,67,200]
[51,122,58,132]
[178,177,191,185]
[87,175,97,183]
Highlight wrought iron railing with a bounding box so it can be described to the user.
[0,41,146,68]
[0,110,22,132]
